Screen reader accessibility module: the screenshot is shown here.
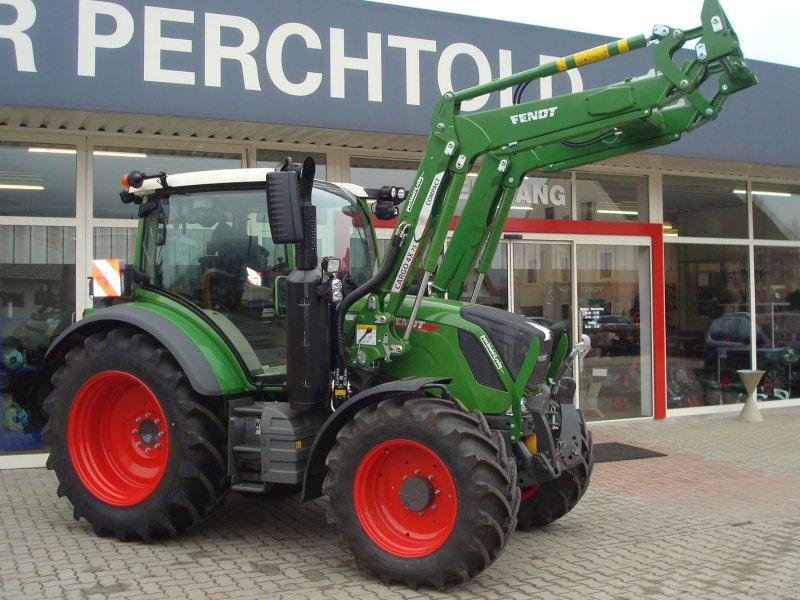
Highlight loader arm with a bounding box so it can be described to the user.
[347,0,756,367]
[434,102,716,301]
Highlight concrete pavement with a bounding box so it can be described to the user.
[1,406,799,599]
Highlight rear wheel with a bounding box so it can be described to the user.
[324,395,519,589]
[43,328,229,540]
[517,415,593,530]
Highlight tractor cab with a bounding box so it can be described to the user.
[130,170,378,380]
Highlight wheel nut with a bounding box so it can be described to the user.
[131,429,138,435]
[414,469,420,475]
[136,441,142,447]
[144,413,151,419]
[135,417,142,423]
[428,475,434,480]
[145,447,151,454]
[154,419,160,425]
[158,431,165,438]
[431,504,437,510]
[154,443,160,449]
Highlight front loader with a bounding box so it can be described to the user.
[43,1,755,588]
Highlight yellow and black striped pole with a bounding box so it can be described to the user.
[453,34,649,103]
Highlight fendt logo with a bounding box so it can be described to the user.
[510,106,558,125]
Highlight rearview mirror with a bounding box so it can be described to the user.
[266,171,303,244]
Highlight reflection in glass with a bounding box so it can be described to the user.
[665,243,750,408]
[350,157,417,191]
[576,173,648,222]
[577,244,652,420]
[752,184,800,241]
[0,226,76,454]
[512,243,571,342]
[94,227,137,265]
[458,243,509,311]
[754,247,800,398]
[663,175,747,238]
[0,143,76,218]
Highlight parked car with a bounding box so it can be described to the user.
[705,311,800,398]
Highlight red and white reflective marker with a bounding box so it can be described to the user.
[92,259,122,298]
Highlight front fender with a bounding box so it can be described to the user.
[45,304,250,396]
[300,376,451,502]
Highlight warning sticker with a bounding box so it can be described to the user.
[356,324,377,346]
[617,38,630,53]
[574,44,610,67]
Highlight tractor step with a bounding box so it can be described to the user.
[232,405,262,415]
[231,481,269,493]
[233,444,260,454]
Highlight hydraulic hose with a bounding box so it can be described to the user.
[335,231,405,367]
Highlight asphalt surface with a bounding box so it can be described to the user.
[1,406,798,599]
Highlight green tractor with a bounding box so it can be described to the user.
[43,1,755,588]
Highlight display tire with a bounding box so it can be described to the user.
[517,414,593,530]
[323,394,520,589]
[43,328,229,540]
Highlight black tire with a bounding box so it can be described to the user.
[517,417,593,530]
[43,328,229,540]
[323,394,520,589]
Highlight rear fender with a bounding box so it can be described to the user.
[300,376,451,502]
[45,305,250,396]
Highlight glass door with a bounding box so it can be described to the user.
[511,242,572,337]
[576,244,652,420]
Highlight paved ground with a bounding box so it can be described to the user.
[1,406,799,600]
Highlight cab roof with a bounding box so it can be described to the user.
[127,167,368,198]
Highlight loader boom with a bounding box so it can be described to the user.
[345,0,756,367]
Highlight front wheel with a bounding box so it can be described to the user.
[517,413,593,530]
[43,328,229,540]
[323,395,519,589]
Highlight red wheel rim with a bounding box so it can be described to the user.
[521,483,541,501]
[353,439,457,558]
[67,371,170,506]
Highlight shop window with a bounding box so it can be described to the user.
[350,157,417,190]
[459,243,509,311]
[663,175,747,238]
[93,147,242,219]
[257,149,326,180]
[0,142,76,218]
[664,243,750,409]
[754,247,800,399]
[752,183,800,241]
[576,173,647,223]
[512,242,571,333]
[94,227,137,265]
[0,225,76,454]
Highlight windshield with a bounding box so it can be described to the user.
[141,182,375,378]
